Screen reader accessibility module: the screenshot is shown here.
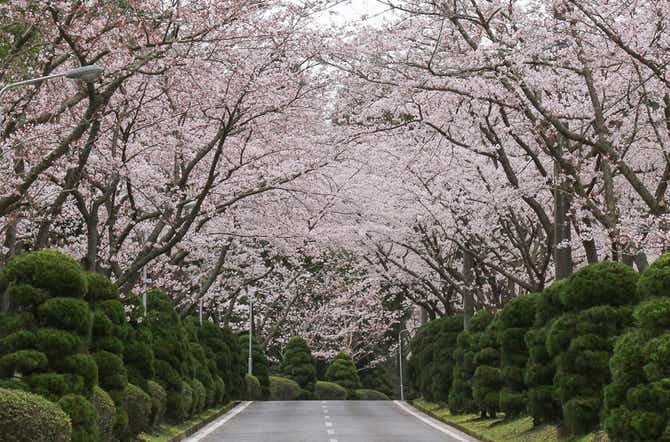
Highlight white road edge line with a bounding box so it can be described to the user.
[393,400,472,442]
[184,401,253,442]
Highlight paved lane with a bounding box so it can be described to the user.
[186,400,480,442]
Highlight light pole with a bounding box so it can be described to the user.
[398,327,418,401]
[0,65,104,131]
[247,286,256,376]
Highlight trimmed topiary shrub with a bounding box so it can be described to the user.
[449,309,493,414]
[198,321,244,402]
[0,387,72,442]
[355,389,390,400]
[525,280,564,426]
[472,313,502,418]
[551,261,639,436]
[92,386,115,442]
[325,352,361,397]
[431,315,463,403]
[124,383,152,438]
[280,336,317,391]
[315,380,348,400]
[498,294,538,418]
[407,319,442,401]
[147,380,167,432]
[27,372,85,401]
[0,349,48,377]
[58,394,99,442]
[6,284,49,312]
[191,379,206,415]
[62,354,98,397]
[359,364,394,399]
[269,375,301,400]
[605,253,670,441]
[94,350,127,402]
[245,373,263,400]
[180,381,193,420]
[85,272,118,304]
[2,250,87,299]
[38,297,91,336]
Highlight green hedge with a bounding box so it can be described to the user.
[269,375,301,400]
[355,389,390,400]
[0,387,72,442]
[315,381,348,400]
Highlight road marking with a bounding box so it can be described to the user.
[184,401,253,442]
[327,429,335,435]
[393,401,472,442]
[324,415,331,420]
[329,439,338,442]
[325,421,333,427]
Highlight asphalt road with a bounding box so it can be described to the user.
[185,400,480,442]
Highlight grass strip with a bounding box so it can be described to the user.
[139,401,239,442]
[411,399,602,442]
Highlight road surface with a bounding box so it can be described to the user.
[185,400,480,442]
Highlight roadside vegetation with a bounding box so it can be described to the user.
[408,255,670,442]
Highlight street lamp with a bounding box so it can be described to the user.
[247,286,256,376]
[0,65,105,131]
[398,327,418,401]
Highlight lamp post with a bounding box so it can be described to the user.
[247,286,256,376]
[0,65,104,132]
[398,327,418,401]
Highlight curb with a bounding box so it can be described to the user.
[409,401,494,442]
[166,401,240,442]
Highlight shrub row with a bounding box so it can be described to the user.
[409,257,670,438]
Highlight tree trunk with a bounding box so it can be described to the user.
[554,140,573,279]
[463,248,474,330]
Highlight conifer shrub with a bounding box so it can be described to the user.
[240,334,270,397]
[58,394,99,442]
[550,261,638,436]
[315,380,347,400]
[472,313,502,418]
[355,389,390,400]
[92,386,115,442]
[0,387,72,442]
[269,375,301,400]
[280,336,317,391]
[245,373,263,400]
[180,381,193,420]
[525,280,564,425]
[498,294,538,418]
[449,309,493,413]
[407,319,441,400]
[325,352,361,397]
[191,379,206,414]
[147,380,167,431]
[431,315,463,403]
[124,383,152,438]
[0,348,48,377]
[359,364,394,398]
[604,253,670,441]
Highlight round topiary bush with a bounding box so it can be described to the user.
[315,381,348,400]
[355,389,390,400]
[0,329,37,354]
[124,383,152,438]
[449,309,493,414]
[35,328,85,359]
[559,261,639,310]
[245,374,263,400]
[38,298,92,336]
[269,375,301,400]
[92,386,115,442]
[0,387,72,442]
[6,284,49,312]
[85,272,118,304]
[280,336,317,391]
[325,352,361,397]
[0,349,48,377]
[147,380,167,431]
[57,394,99,442]
[3,250,87,299]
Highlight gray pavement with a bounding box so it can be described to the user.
[186,400,480,442]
